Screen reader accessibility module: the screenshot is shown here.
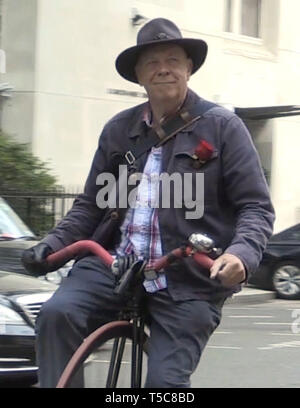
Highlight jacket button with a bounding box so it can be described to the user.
[110,211,119,220]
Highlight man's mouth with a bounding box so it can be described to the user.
[154,82,176,85]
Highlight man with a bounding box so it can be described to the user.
[22,18,275,387]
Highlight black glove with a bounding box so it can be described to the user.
[21,243,54,277]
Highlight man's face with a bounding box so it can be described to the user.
[135,43,193,103]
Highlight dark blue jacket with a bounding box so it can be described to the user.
[43,89,275,301]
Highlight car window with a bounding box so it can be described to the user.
[287,230,300,240]
[0,197,35,239]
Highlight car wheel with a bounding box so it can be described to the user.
[272,262,300,300]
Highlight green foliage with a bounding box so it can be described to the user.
[0,132,57,191]
[0,132,62,236]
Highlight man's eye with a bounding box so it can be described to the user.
[146,60,157,66]
[168,58,180,65]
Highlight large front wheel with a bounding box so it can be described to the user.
[56,320,148,388]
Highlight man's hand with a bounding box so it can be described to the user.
[210,253,246,287]
[21,243,53,277]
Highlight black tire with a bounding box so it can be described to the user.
[272,261,300,300]
[56,320,148,388]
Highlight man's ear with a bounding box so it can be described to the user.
[186,58,193,80]
[134,64,143,86]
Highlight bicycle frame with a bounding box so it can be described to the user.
[106,296,146,388]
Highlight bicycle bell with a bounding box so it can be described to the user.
[188,233,216,253]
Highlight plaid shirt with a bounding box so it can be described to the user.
[116,146,163,268]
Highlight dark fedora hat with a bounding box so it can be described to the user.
[115,18,208,83]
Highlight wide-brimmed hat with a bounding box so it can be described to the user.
[115,18,208,83]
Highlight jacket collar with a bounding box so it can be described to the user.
[128,103,149,139]
[128,88,201,139]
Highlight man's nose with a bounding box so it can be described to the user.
[157,61,170,75]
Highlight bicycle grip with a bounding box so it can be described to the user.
[46,240,114,267]
[193,252,214,269]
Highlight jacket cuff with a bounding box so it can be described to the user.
[40,235,66,253]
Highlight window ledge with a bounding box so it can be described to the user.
[222,31,263,45]
[223,47,277,62]
[221,32,277,62]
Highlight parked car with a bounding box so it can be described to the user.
[0,197,70,284]
[0,269,56,386]
[249,223,300,300]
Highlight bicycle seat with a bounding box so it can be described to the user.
[114,259,147,298]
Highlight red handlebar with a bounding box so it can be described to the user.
[46,240,114,267]
[152,246,214,271]
[46,240,214,271]
[192,251,214,269]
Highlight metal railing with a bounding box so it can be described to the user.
[1,190,79,237]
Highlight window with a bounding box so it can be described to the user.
[225,0,233,32]
[225,0,262,38]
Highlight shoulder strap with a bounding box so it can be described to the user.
[124,99,217,166]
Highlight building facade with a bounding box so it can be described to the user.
[0,0,300,232]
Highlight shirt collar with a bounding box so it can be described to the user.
[143,103,153,127]
[128,89,198,139]
[142,91,189,128]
